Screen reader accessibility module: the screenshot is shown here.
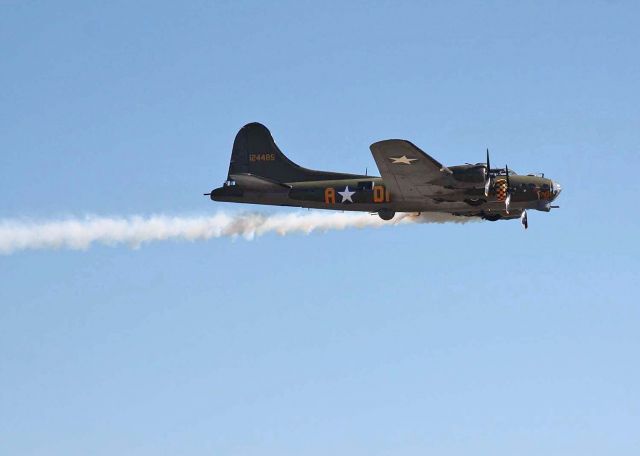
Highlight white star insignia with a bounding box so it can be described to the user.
[338,186,355,203]
[389,155,418,165]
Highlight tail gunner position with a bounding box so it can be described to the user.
[207,123,562,229]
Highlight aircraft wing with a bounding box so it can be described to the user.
[370,139,450,201]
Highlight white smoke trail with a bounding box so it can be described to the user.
[0,211,478,254]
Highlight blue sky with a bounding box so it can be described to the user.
[1,1,639,454]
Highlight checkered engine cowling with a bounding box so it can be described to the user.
[495,179,507,202]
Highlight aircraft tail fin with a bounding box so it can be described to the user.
[227,123,365,183]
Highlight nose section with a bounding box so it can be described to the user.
[551,180,562,200]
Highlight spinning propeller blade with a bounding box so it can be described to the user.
[484,149,492,196]
[505,164,511,213]
[520,209,528,229]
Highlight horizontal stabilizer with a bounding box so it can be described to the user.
[229,173,291,192]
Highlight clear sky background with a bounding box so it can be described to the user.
[1,1,639,455]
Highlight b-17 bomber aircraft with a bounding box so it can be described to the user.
[207,123,562,229]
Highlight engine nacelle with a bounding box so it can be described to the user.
[449,164,486,186]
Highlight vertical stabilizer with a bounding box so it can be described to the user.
[227,123,366,183]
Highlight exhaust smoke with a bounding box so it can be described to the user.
[0,211,478,254]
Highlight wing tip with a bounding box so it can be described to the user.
[369,139,413,151]
[369,139,443,168]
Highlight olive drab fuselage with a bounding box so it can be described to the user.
[209,123,562,228]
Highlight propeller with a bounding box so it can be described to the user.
[520,209,528,229]
[484,149,492,196]
[505,164,512,214]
